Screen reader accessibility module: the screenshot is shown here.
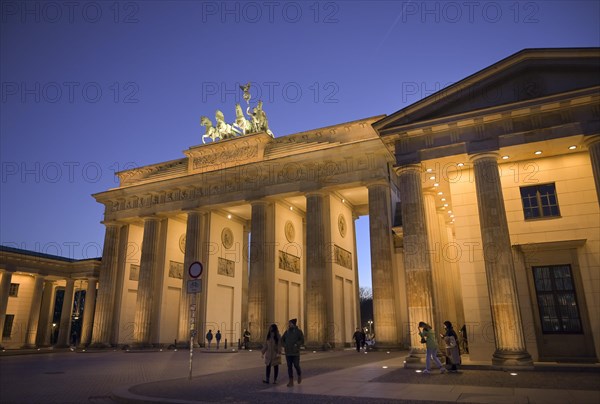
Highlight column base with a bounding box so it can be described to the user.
[304,342,333,351]
[130,343,156,350]
[403,347,445,366]
[404,347,426,365]
[88,342,113,349]
[492,349,534,369]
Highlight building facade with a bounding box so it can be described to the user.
[1,48,598,366]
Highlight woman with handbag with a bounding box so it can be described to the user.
[418,321,447,374]
[441,320,461,372]
[261,323,282,384]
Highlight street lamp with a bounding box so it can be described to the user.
[51,323,57,345]
[367,320,373,336]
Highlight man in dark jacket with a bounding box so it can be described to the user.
[281,318,304,387]
[352,328,363,352]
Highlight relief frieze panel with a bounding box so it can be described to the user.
[191,144,259,171]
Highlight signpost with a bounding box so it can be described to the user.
[188,261,203,380]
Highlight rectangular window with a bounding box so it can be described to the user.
[533,265,582,333]
[520,183,561,220]
[2,314,14,338]
[8,283,19,297]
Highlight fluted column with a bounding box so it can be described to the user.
[23,275,45,348]
[177,210,209,347]
[79,279,97,347]
[247,201,275,344]
[36,280,55,346]
[110,225,129,345]
[90,223,122,347]
[0,270,14,347]
[423,191,452,332]
[56,279,75,347]
[438,212,462,328]
[585,135,600,206]
[305,192,331,347]
[133,217,161,347]
[368,182,398,346]
[470,152,532,367]
[396,164,436,359]
[352,214,361,330]
[241,224,250,334]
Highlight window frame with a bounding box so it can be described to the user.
[2,314,15,339]
[519,182,561,221]
[8,283,19,297]
[532,264,582,334]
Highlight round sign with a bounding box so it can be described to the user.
[188,262,203,279]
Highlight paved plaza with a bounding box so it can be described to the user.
[1,349,599,403]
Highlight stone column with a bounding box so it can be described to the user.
[56,279,75,347]
[439,216,464,329]
[90,223,122,347]
[423,191,452,332]
[396,164,436,360]
[36,280,55,346]
[367,182,398,346]
[0,270,14,347]
[134,217,161,347]
[470,152,533,367]
[177,210,209,347]
[23,275,45,348]
[79,279,98,347]
[585,135,600,206]
[150,218,168,345]
[247,201,275,344]
[305,192,332,348]
[241,224,250,336]
[351,214,362,330]
[110,225,129,345]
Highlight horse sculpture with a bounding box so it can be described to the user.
[201,116,220,144]
[215,110,241,140]
[233,103,253,135]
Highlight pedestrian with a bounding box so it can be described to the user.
[418,321,447,374]
[206,329,213,349]
[440,321,461,372]
[261,323,282,384]
[352,327,363,352]
[281,318,304,387]
[360,328,367,351]
[243,329,251,350]
[460,324,469,354]
[216,330,222,349]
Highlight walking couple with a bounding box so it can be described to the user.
[260,318,304,387]
[418,320,461,374]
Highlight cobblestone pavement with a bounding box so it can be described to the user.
[1,349,599,403]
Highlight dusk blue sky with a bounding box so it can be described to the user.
[1,1,599,289]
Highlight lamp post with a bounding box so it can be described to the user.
[51,323,57,345]
[367,320,373,337]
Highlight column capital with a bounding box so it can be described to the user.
[305,190,328,199]
[101,220,124,228]
[584,134,600,147]
[366,180,390,190]
[394,163,422,175]
[468,151,500,163]
[249,199,274,207]
[182,207,210,214]
[139,215,162,223]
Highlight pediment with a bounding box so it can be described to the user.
[375,48,600,132]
